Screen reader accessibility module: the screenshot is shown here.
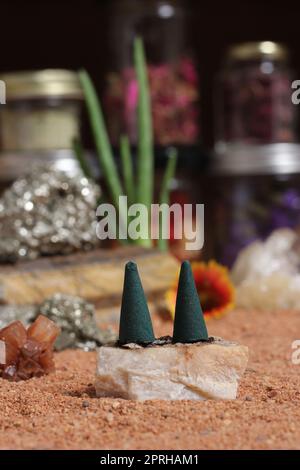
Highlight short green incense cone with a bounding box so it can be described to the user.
[172,260,208,343]
[119,261,155,345]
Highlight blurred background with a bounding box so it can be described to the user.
[1,0,300,268]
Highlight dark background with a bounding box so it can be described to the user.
[1,0,299,148]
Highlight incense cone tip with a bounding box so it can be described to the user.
[125,261,137,271]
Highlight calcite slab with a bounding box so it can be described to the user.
[95,338,249,400]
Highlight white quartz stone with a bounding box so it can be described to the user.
[95,338,248,401]
[231,228,300,310]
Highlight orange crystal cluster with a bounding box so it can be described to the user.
[0,315,60,381]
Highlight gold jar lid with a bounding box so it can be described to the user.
[0,69,83,100]
[226,41,289,62]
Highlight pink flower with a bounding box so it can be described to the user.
[125,79,138,112]
[180,58,198,85]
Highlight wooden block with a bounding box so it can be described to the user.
[0,247,178,320]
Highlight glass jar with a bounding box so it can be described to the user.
[0,69,83,152]
[215,41,297,152]
[104,0,200,148]
[205,144,300,267]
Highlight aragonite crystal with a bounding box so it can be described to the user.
[0,315,60,381]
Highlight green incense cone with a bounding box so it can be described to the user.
[119,261,155,345]
[172,260,208,343]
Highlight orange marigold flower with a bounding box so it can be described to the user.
[166,260,235,319]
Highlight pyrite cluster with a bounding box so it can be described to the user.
[0,294,116,352]
[0,165,100,263]
[39,294,116,351]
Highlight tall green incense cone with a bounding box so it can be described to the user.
[119,261,155,345]
[172,260,208,343]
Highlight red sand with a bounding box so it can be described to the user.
[0,308,300,450]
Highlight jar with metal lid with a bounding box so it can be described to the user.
[0,69,83,152]
[215,41,297,152]
[203,144,300,267]
[104,0,200,148]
